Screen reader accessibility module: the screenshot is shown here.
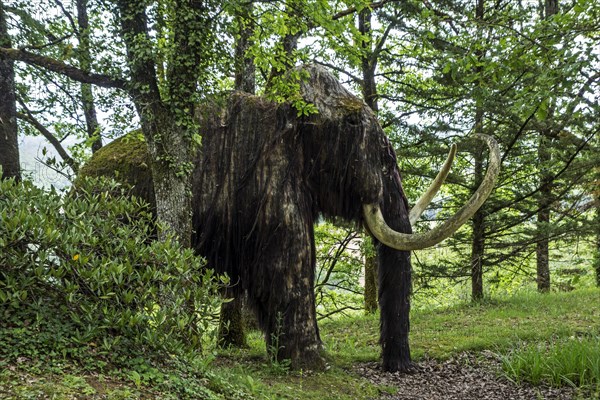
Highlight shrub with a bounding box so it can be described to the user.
[0,177,223,366]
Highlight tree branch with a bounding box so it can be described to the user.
[313,60,363,84]
[371,13,397,64]
[332,0,400,20]
[0,46,127,90]
[317,305,363,321]
[488,128,598,215]
[52,0,78,34]
[16,100,79,173]
[115,0,163,113]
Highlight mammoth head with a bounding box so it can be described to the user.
[297,65,501,250]
[298,65,392,216]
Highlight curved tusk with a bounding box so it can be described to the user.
[409,143,457,226]
[363,134,501,251]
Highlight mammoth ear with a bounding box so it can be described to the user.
[409,143,457,226]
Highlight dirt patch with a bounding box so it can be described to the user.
[354,353,580,400]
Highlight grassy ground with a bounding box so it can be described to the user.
[321,288,600,365]
[1,288,599,399]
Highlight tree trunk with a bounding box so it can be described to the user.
[116,0,199,245]
[545,0,558,17]
[535,0,558,292]
[359,8,380,312]
[594,184,600,287]
[218,294,246,347]
[594,213,600,287]
[470,0,486,302]
[359,9,378,113]
[0,1,20,181]
[148,129,193,246]
[234,2,255,94]
[536,133,552,292]
[76,0,102,153]
[266,2,301,85]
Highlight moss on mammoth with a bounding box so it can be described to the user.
[78,131,155,211]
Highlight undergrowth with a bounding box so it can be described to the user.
[2,283,599,398]
[500,335,600,394]
[0,178,244,399]
[1,179,599,399]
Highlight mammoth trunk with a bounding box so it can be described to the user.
[377,169,413,372]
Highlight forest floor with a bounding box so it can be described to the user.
[356,353,578,400]
[1,288,599,399]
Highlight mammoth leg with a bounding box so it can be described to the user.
[250,205,324,369]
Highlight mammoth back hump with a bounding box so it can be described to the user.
[77,131,156,211]
[192,93,305,267]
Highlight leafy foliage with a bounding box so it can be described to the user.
[0,177,223,367]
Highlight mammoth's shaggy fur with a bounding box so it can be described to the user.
[82,66,414,371]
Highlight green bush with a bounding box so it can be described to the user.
[0,177,223,366]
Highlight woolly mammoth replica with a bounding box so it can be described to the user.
[81,65,500,372]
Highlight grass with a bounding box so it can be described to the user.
[1,288,599,399]
[410,288,600,359]
[0,370,143,399]
[321,288,600,363]
[499,336,600,391]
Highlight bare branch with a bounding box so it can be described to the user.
[52,0,78,34]
[332,0,400,20]
[317,305,363,321]
[371,13,397,64]
[34,156,72,180]
[20,33,74,51]
[313,60,363,84]
[17,99,79,172]
[0,46,127,90]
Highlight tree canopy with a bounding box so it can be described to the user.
[1,0,599,295]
